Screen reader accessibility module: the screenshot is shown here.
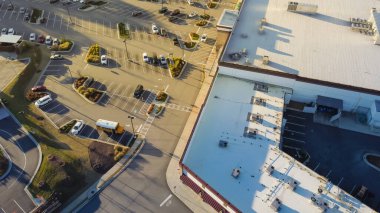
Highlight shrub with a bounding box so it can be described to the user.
[59,120,77,133]
[156,92,168,102]
[86,44,101,63]
[50,40,73,51]
[74,77,87,89]
[78,85,86,94]
[25,91,48,102]
[200,14,211,20]
[168,58,185,78]
[207,2,217,8]
[184,42,196,49]
[190,32,199,40]
[196,20,208,27]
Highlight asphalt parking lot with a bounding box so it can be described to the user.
[1,0,233,211]
[0,112,40,213]
[282,109,380,210]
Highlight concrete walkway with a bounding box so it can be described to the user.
[166,46,220,213]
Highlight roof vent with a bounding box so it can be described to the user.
[271,198,281,212]
[262,55,269,65]
[219,140,228,147]
[231,168,240,178]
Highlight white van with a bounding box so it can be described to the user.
[35,95,52,107]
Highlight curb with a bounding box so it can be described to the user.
[71,83,106,105]
[363,153,380,172]
[0,103,43,206]
[168,61,187,79]
[0,143,12,181]
[34,60,51,87]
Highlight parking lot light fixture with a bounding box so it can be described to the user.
[128,115,135,135]
[123,39,131,61]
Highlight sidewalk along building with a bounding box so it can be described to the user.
[178,0,380,212]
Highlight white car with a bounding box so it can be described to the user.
[159,55,167,65]
[188,11,197,18]
[80,0,85,3]
[19,7,26,14]
[35,95,52,108]
[45,35,52,45]
[151,24,159,34]
[200,34,207,42]
[52,38,59,46]
[100,55,107,65]
[50,54,63,60]
[142,53,149,63]
[71,120,84,135]
[1,28,7,35]
[29,33,36,42]
[7,28,15,35]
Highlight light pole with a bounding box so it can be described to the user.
[128,115,135,136]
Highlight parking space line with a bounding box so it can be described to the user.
[337,177,344,187]
[282,137,305,143]
[49,109,66,120]
[53,14,57,28]
[284,129,305,135]
[8,8,15,20]
[104,84,122,106]
[282,145,301,150]
[45,103,62,113]
[3,8,8,19]
[286,122,305,127]
[15,10,20,21]
[102,20,105,36]
[325,170,332,178]
[60,15,63,29]
[0,207,6,213]
[13,200,26,213]
[349,185,356,194]
[96,20,98,35]
[113,85,131,108]
[86,127,97,138]
[45,11,51,27]
[287,114,306,120]
[54,114,70,125]
[313,163,320,171]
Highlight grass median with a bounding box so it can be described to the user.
[0,42,100,206]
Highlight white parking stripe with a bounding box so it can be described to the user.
[287,114,306,120]
[45,11,50,27]
[13,200,26,213]
[284,129,305,135]
[54,114,71,124]
[52,14,57,28]
[286,122,305,127]
[283,137,305,143]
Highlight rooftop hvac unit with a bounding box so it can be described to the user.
[246,129,257,138]
[262,55,269,65]
[287,179,298,191]
[271,198,281,212]
[287,2,318,14]
[266,165,275,175]
[231,168,240,178]
[219,140,228,147]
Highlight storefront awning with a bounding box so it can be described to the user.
[316,96,343,110]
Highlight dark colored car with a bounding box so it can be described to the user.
[132,11,143,17]
[158,7,168,14]
[170,9,180,16]
[151,56,159,65]
[134,84,144,98]
[24,12,30,21]
[31,85,47,92]
[168,16,178,22]
[49,0,59,3]
[37,35,45,43]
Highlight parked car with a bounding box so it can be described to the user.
[24,12,30,21]
[37,35,45,43]
[49,0,59,3]
[35,95,52,108]
[71,120,84,135]
[100,55,107,65]
[188,11,197,18]
[159,55,167,66]
[142,52,149,63]
[7,28,15,35]
[19,7,26,14]
[132,11,143,17]
[29,33,36,42]
[62,0,72,5]
[170,9,180,16]
[151,23,159,34]
[1,28,7,35]
[31,85,47,92]
[83,77,94,87]
[158,7,168,14]
[52,38,59,46]
[151,55,159,65]
[134,84,144,98]
[45,35,52,45]
[200,34,207,42]
[50,54,63,60]
[7,4,13,10]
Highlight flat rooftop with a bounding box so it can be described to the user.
[220,0,380,91]
[182,74,372,212]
